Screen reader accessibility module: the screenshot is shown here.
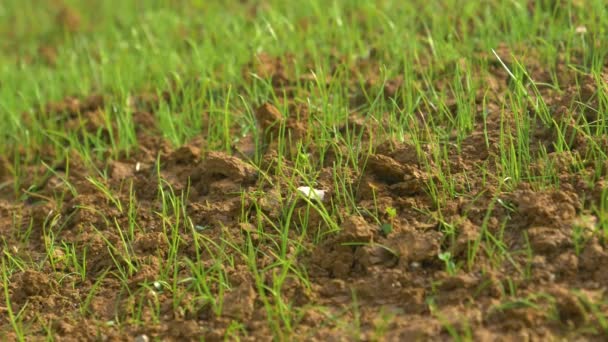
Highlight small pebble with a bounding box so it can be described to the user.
[134,334,149,342]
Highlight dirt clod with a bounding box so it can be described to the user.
[527,226,571,254]
[11,270,56,303]
[201,151,257,182]
[338,215,374,243]
[222,282,257,321]
[392,230,441,263]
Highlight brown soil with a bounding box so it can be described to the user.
[2,46,608,341]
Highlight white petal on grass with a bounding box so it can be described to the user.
[296,186,326,201]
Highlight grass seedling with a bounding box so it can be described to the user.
[80,268,111,316]
[380,206,396,236]
[438,251,457,276]
[60,242,87,282]
[1,257,25,341]
[86,176,123,213]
